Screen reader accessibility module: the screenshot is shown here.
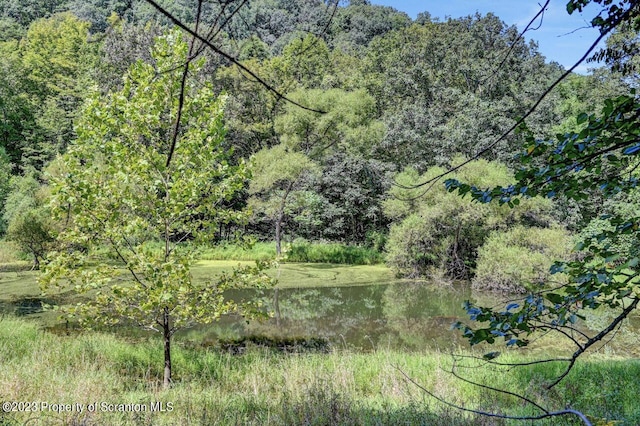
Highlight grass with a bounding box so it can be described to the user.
[0,241,31,272]
[0,316,638,425]
[201,241,385,265]
[200,242,277,262]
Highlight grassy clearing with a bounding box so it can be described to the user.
[0,316,638,425]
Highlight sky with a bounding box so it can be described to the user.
[370,1,606,74]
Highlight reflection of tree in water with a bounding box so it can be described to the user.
[581,307,640,356]
[247,286,385,347]
[380,281,472,350]
[181,282,482,351]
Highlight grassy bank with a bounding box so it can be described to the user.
[0,317,638,425]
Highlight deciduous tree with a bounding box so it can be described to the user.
[41,31,274,388]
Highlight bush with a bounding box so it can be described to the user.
[473,226,572,293]
[384,158,555,280]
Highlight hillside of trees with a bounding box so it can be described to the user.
[0,0,635,293]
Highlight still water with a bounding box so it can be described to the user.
[3,273,638,354]
[179,281,474,351]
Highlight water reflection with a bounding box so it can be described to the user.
[181,281,474,351]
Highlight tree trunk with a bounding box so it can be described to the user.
[274,181,294,257]
[163,307,171,389]
[275,217,282,256]
[32,254,40,271]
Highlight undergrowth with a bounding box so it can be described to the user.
[0,317,638,425]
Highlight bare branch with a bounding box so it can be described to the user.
[482,0,550,85]
[449,359,548,413]
[395,365,593,425]
[547,296,640,388]
[166,0,203,168]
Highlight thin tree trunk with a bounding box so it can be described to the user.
[275,216,282,256]
[163,307,171,389]
[275,181,294,257]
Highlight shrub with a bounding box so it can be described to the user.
[384,158,555,280]
[473,226,572,293]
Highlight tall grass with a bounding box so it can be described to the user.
[285,240,384,265]
[0,240,32,272]
[0,317,639,425]
[199,242,276,262]
[200,240,384,265]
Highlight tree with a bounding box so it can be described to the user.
[447,90,640,366]
[19,12,97,169]
[0,0,67,27]
[384,158,556,280]
[360,17,563,171]
[275,87,383,159]
[41,31,274,388]
[248,144,318,256]
[299,153,392,243]
[3,172,55,268]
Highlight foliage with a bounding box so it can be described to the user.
[19,12,97,168]
[0,0,67,27]
[274,33,331,89]
[384,158,555,279]
[248,144,319,256]
[362,17,562,170]
[2,315,640,425]
[285,239,383,265]
[275,87,384,159]
[3,173,55,268]
[447,91,640,352]
[330,1,411,52]
[293,153,392,243]
[41,31,274,387]
[473,226,572,294]
[0,148,13,227]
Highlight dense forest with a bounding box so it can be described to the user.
[1,0,634,294]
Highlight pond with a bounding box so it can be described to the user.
[1,264,638,355]
[179,281,475,351]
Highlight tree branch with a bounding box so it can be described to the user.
[395,3,636,195]
[142,0,326,115]
[395,365,593,425]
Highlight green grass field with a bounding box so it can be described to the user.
[0,316,638,426]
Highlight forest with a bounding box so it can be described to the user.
[0,0,639,425]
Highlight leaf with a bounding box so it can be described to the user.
[545,293,564,304]
[576,113,588,124]
[482,351,501,360]
[622,145,640,155]
[505,303,519,311]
